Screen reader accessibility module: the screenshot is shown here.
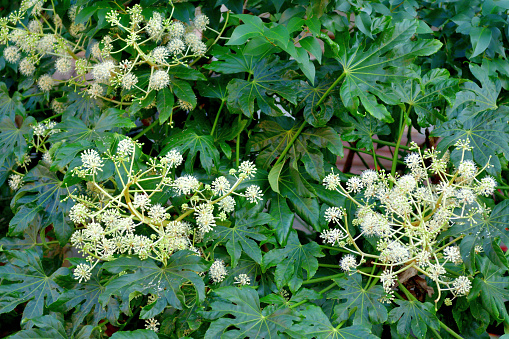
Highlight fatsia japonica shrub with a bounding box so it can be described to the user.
[1,0,509,338]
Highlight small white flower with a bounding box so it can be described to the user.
[320,228,344,246]
[323,172,341,190]
[121,73,138,90]
[117,138,135,158]
[92,60,116,83]
[73,263,92,283]
[69,203,90,224]
[167,38,185,55]
[55,57,72,74]
[160,149,183,168]
[19,57,35,76]
[87,83,103,99]
[173,175,200,195]
[346,177,364,193]
[360,169,378,185]
[133,193,151,210]
[167,21,185,38]
[478,176,497,196]
[244,185,263,203]
[218,196,236,213]
[145,318,160,332]
[195,203,215,233]
[149,70,170,90]
[81,149,104,175]
[239,160,257,178]
[148,204,167,223]
[212,176,231,196]
[37,74,53,92]
[3,46,20,63]
[210,259,227,283]
[443,246,462,265]
[324,206,345,223]
[194,14,210,31]
[404,153,421,169]
[151,46,169,64]
[453,276,471,296]
[234,273,251,286]
[339,254,357,272]
[8,174,23,190]
[457,160,477,179]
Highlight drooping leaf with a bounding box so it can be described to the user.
[468,256,509,323]
[433,106,509,175]
[205,48,297,117]
[0,115,35,162]
[290,305,379,339]
[157,88,174,124]
[50,261,120,335]
[262,232,324,292]
[9,165,74,244]
[329,273,388,327]
[205,207,272,267]
[7,315,69,339]
[341,113,390,151]
[161,128,220,174]
[202,286,298,339]
[0,248,69,323]
[0,82,25,121]
[320,19,442,121]
[392,67,461,127]
[268,193,294,246]
[100,251,207,312]
[388,298,440,338]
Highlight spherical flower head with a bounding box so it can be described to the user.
[146,11,164,41]
[209,259,228,283]
[167,21,185,39]
[244,185,263,203]
[404,152,421,169]
[324,206,345,223]
[19,57,36,76]
[234,273,251,286]
[42,152,52,166]
[56,57,72,74]
[173,175,200,195]
[8,174,23,190]
[149,70,170,91]
[380,271,395,293]
[456,188,475,205]
[69,203,90,224]
[81,149,104,175]
[184,32,199,46]
[239,160,257,178]
[212,176,231,196]
[37,74,53,92]
[178,99,193,111]
[37,34,57,55]
[133,193,151,210]
[151,46,169,64]
[93,60,116,83]
[83,222,104,242]
[346,176,364,193]
[194,14,210,31]
[27,20,41,33]
[360,169,378,186]
[453,276,471,296]
[397,174,417,193]
[427,263,446,281]
[87,83,103,99]
[117,138,135,158]
[339,254,357,272]
[457,160,477,179]
[167,38,185,55]
[478,176,497,196]
[75,59,88,76]
[195,203,216,233]
[73,263,92,283]
[148,204,167,224]
[145,318,160,332]
[218,195,236,213]
[121,73,138,90]
[320,228,344,246]
[323,172,341,190]
[443,246,462,265]
[33,123,47,136]
[3,46,20,63]
[160,149,183,168]
[51,99,65,114]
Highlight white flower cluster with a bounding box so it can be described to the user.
[67,145,263,283]
[322,139,493,302]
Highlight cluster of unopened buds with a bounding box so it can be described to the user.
[321,139,496,304]
[67,137,264,283]
[1,0,216,109]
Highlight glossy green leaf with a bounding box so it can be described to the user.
[320,19,442,121]
[341,113,390,151]
[290,305,379,339]
[262,232,324,292]
[0,115,35,162]
[206,208,272,267]
[329,273,388,327]
[161,128,220,174]
[388,299,439,338]
[100,251,207,311]
[268,194,294,246]
[0,248,68,323]
[203,286,298,338]
[468,256,509,323]
[0,82,25,121]
[470,26,492,58]
[7,315,68,339]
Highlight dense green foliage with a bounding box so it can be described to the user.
[1,0,509,338]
